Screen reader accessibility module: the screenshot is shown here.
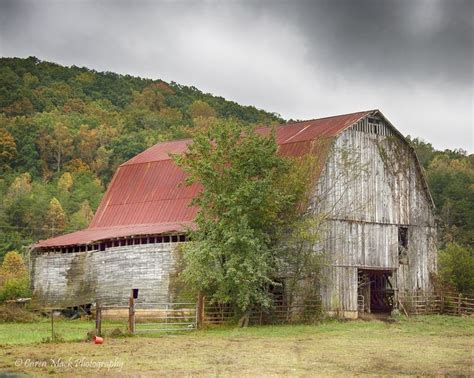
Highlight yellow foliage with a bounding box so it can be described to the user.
[47,197,67,234]
[1,251,27,276]
[7,173,32,200]
[58,172,73,192]
[188,100,216,120]
[0,128,17,168]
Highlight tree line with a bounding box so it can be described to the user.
[408,137,473,293]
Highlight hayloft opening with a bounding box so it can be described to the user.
[398,226,408,264]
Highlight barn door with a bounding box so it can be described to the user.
[358,269,395,314]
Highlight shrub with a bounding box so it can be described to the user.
[0,251,31,301]
[0,276,30,301]
[438,243,474,294]
[0,303,38,322]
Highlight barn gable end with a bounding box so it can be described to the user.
[314,111,437,317]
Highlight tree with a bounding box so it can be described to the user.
[173,119,312,315]
[75,124,99,165]
[1,251,27,278]
[68,200,94,231]
[58,172,73,192]
[46,197,67,236]
[188,100,216,119]
[0,128,16,170]
[37,122,74,175]
[427,153,474,248]
[0,251,30,301]
[438,243,474,294]
[407,136,436,169]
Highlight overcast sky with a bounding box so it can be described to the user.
[0,0,472,151]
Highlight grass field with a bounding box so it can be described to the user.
[0,315,472,376]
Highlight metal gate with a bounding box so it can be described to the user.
[133,302,196,333]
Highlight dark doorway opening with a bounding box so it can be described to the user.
[358,269,395,314]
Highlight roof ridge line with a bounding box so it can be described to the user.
[283,109,376,126]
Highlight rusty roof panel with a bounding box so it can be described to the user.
[35,223,193,248]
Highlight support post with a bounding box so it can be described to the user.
[196,292,205,329]
[50,310,54,342]
[128,292,136,334]
[95,302,102,337]
[458,293,462,315]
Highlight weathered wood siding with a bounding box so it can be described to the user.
[314,116,437,314]
[31,243,178,307]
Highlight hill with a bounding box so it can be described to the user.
[0,57,282,255]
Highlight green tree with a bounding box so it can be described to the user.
[68,200,94,231]
[173,119,310,315]
[438,243,474,293]
[0,251,30,301]
[188,100,216,120]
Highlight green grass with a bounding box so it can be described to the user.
[0,319,126,345]
[0,315,472,376]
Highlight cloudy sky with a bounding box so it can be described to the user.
[0,0,472,151]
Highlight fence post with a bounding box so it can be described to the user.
[95,302,102,337]
[458,293,462,315]
[196,292,204,329]
[50,310,54,342]
[128,293,136,334]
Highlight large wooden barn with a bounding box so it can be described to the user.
[32,110,437,318]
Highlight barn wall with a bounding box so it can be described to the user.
[31,242,180,307]
[314,116,437,314]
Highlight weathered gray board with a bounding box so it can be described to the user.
[31,243,177,307]
[314,116,437,317]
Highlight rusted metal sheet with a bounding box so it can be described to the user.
[34,222,193,248]
[35,110,373,249]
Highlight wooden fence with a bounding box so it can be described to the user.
[203,299,323,326]
[398,292,474,316]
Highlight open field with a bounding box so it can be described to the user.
[0,315,473,376]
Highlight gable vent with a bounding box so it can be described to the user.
[353,118,392,137]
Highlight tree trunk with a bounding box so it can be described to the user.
[238,312,249,328]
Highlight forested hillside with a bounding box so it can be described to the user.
[0,56,282,256]
[0,57,472,293]
[408,137,473,292]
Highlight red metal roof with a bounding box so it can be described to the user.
[35,223,193,248]
[34,110,372,249]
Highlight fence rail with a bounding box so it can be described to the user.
[203,300,323,326]
[399,292,474,316]
[96,301,197,335]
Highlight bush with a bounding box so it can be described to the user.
[0,251,31,301]
[0,303,38,322]
[0,276,30,301]
[438,243,474,293]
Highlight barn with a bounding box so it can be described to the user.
[31,110,437,318]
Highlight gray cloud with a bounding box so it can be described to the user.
[0,0,472,151]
